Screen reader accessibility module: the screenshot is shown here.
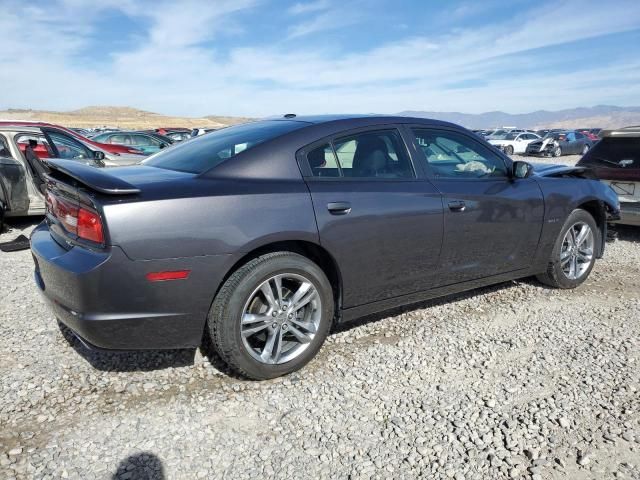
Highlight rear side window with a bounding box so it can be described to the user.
[307,143,340,177]
[144,120,307,173]
[307,130,414,179]
[583,138,640,168]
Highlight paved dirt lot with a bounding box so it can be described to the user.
[1,155,639,479]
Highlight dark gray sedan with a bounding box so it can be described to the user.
[31,115,620,379]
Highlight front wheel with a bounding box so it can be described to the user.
[536,209,599,289]
[207,252,334,379]
[582,144,589,155]
[504,145,514,155]
[553,146,562,157]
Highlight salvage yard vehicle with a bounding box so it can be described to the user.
[577,126,640,226]
[488,131,541,155]
[0,125,138,226]
[92,131,171,155]
[526,130,592,157]
[30,115,620,380]
[0,121,145,156]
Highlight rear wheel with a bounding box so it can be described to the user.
[581,144,589,155]
[536,209,598,289]
[207,252,334,379]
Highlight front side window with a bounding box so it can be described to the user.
[46,131,93,160]
[144,120,306,174]
[413,128,508,178]
[307,130,413,179]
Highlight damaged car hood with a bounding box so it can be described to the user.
[530,162,597,179]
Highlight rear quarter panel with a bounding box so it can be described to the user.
[103,178,319,260]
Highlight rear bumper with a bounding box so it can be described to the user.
[31,221,230,350]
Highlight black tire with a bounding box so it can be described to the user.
[553,146,562,157]
[536,209,599,289]
[504,145,514,155]
[207,252,334,380]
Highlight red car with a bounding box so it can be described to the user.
[0,121,143,156]
[576,128,601,141]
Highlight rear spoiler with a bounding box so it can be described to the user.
[45,159,140,195]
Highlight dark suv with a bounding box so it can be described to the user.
[577,126,640,226]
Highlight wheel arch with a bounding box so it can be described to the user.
[575,199,606,257]
[216,239,343,317]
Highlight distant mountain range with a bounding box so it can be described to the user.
[397,105,640,129]
[0,106,250,129]
[2,105,639,130]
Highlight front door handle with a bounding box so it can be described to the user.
[327,201,351,215]
[448,200,466,212]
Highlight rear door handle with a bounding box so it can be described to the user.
[327,201,351,215]
[448,200,466,212]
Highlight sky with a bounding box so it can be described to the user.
[1,0,640,117]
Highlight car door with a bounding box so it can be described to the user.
[41,128,100,166]
[409,126,544,284]
[563,132,578,154]
[299,127,444,308]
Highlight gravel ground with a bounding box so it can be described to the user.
[1,155,639,479]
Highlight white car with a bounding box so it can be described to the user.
[488,132,541,155]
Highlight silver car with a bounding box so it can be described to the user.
[0,125,139,226]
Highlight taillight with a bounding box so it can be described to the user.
[77,208,104,243]
[46,191,105,244]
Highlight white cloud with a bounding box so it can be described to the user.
[0,0,639,117]
[288,0,331,15]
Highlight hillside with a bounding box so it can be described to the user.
[0,106,251,130]
[398,105,640,129]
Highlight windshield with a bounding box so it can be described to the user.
[143,120,307,173]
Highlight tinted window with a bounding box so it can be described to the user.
[583,137,640,168]
[331,130,413,178]
[307,143,340,177]
[575,132,585,140]
[413,128,508,178]
[144,121,306,173]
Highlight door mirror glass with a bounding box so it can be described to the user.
[513,160,533,179]
[94,150,105,160]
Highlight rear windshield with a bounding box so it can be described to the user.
[143,120,307,173]
[584,137,640,168]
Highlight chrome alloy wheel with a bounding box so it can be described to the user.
[560,221,594,280]
[240,273,322,364]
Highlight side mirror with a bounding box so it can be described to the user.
[512,160,533,179]
[94,150,105,160]
[159,143,167,149]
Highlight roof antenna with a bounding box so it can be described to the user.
[283,113,296,119]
